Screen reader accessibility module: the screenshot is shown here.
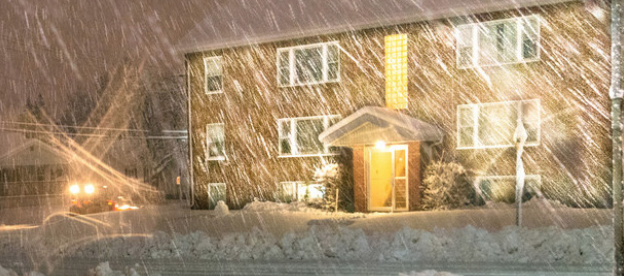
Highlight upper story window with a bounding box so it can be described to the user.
[277,42,340,87]
[278,115,340,157]
[456,15,540,69]
[457,99,540,149]
[206,123,225,160]
[204,56,223,94]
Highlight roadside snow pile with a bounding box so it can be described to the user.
[87,262,154,276]
[242,200,322,213]
[0,265,17,276]
[70,224,612,264]
[0,264,42,276]
[214,201,229,216]
[399,271,461,276]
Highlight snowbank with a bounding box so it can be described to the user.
[69,224,612,264]
[242,200,323,213]
[399,271,461,276]
[214,201,229,216]
[0,265,17,276]
[87,262,148,276]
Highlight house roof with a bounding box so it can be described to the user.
[177,0,577,53]
[0,139,68,167]
[319,106,443,147]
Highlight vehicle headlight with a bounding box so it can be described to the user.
[84,184,95,194]
[69,184,80,194]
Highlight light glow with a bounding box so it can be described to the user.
[375,140,386,149]
[84,184,95,194]
[69,184,80,194]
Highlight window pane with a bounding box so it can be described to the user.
[280,138,291,154]
[204,58,221,76]
[279,121,291,137]
[459,127,475,147]
[296,119,325,154]
[459,106,475,127]
[479,104,516,146]
[278,51,290,68]
[522,17,539,59]
[206,76,222,92]
[208,184,226,209]
[207,125,225,157]
[279,68,290,85]
[295,47,323,84]
[327,44,340,62]
[479,22,518,65]
[327,62,339,81]
[394,150,406,177]
[458,47,473,67]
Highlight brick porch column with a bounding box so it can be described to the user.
[352,146,366,212]
[408,141,421,211]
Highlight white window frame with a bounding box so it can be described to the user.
[204,56,223,94]
[277,115,341,157]
[457,99,540,150]
[277,41,341,87]
[456,15,541,69]
[206,123,226,161]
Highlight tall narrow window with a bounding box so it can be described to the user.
[456,15,540,68]
[385,34,408,110]
[277,42,340,86]
[206,123,225,160]
[204,56,223,94]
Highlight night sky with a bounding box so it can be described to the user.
[0,0,211,152]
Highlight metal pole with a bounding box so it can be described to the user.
[613,99,623,276]
[611,0,624,274]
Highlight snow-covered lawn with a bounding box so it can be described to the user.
[0,199,614,274]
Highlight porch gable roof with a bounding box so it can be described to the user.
[319,106,443,147]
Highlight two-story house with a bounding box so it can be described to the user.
[179,0,611,211]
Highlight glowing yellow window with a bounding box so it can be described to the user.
[385,34,408,110]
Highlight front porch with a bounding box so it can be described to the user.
[319,106,442,212]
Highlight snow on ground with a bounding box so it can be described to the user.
[0,199,614,271]
[400,271,461,276]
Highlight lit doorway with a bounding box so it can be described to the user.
[368,145,408,212]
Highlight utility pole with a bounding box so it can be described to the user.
[611,0,624,275]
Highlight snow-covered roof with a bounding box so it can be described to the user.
[177,0,577,53]
[319,106,443,147]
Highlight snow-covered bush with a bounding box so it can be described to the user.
[313,158,354,212]
[421,161,473,210]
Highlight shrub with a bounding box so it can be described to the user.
[421,161,473,210]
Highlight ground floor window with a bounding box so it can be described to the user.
[207,183,226,209]
[276,181,324,202]
[457,99,540,149]
[278,115,341,157]
[475,175,541,203]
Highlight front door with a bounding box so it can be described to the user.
[368,145,408,212]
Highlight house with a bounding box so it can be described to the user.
[179,0,611,211]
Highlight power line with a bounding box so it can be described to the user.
[0,121,149,133]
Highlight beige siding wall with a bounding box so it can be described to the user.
[187,2,611,208]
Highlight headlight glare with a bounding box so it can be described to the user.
[69,184,80,194]
[84,184,95,194]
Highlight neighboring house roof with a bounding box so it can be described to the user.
[177,0,577,53]
[0,139,68,167]
[319,106,443,147]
